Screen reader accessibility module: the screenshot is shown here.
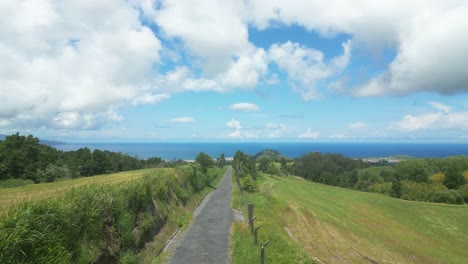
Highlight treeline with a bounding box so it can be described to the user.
[289,152,468,204]
[0,133,164,184]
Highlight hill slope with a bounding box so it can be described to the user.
[270,176,468,263]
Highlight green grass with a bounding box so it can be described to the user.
[231,174,316,264]
[268,175,468,263]
[0,168,159,215]
[0,166,226,263]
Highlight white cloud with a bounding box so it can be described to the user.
[428,101,451,113]
[391,106,468,132]
[348,122,368,130]
[228,129,242,138]
[170,117,195,123]
[0,0,162,130]
[297,128,320,139]
[226,119,242,130]
[229,103,260,112]
[152,0,250,75]
[269,40,351,100]
[131,93,170,106]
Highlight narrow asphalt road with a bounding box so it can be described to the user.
[169,167,233,264]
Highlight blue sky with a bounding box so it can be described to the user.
[0,0,467,142]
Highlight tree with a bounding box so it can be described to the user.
[195,152,213,173]
[217,153,226,168]
[258,156,272,173]
[443,168,465,189]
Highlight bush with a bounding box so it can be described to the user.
[36,164,72,183]
[430,189,464,204]
[460,184,468,203]
[241,174,258,193]
[369,182,393,196]
[400,181,447,202]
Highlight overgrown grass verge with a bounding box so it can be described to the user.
[0,165,224,264]
[231,173,316,264]
[0,168,159,215]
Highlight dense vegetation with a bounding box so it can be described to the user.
[0,164,223,263]
[256,150,468,204]
[0,133,164,185]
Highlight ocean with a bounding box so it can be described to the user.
[50,142,468,160]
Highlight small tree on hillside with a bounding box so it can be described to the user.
[217,153,226,168]
[443,168,465,189]
[195,152,213,174]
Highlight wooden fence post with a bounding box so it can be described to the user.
[260,241,270,264]
[254,226,261,245]
[247,203,253,231]
[250,216,256,235]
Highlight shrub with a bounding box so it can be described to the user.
[430,189,464,204]
[369,182,393,196]
[460,184,468,203]
[241,174,258,193]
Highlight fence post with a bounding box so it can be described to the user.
[254,226,261,245]
[250,216,256,235]
[260,241,270,264]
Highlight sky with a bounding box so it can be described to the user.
[0,0,467,142]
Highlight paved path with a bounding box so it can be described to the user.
[169,167,233,264]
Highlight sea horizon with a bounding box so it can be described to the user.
[50,142,468,160]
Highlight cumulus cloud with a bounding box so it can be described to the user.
[229,103,260,112]
[269,40,351,100]
[391,103,468,132]
[297,128,320,139]
[226,119,242,130]
[0,0,162,130]
[170,117,195,123]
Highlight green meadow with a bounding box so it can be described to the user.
[232,174,468,263]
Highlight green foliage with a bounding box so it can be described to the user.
[195,152,214,174]
[267,162,280,175]
[369,182,394,196]
[430,189,464,204]
[240,174,258,193]
[217,153,226,168]
[0,166,223,263]
[400,180,448,202]
[395,159,430,182]
[36,164,72,183]
[294,152,364,184]
[257,155,272,173]
[460,184,468,202]
[443,167,465,189]
[0,133,166,183]
[232,151,257,179]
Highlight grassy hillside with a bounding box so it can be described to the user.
[232,174,468,264]
[0,166,224,263]
[271,176,468,263]
[0,168,159,215]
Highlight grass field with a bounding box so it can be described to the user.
[0,168,164,215]
[269,175,468,263]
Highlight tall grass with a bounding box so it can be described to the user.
[0,165,224,263]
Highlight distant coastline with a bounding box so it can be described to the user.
[49,142,468,160]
